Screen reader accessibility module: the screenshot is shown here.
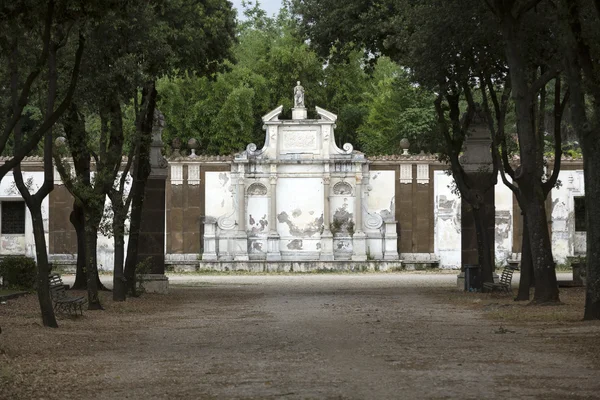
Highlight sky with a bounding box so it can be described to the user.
[231,0,283,19]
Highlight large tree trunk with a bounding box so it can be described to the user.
[70,201,108,292]
[582,131,600,319]
[501,13,560,304]
[123,169,148,296]
[70,201,87,289]
[31,205,58,327]
[84,217,103,310]
[521,188,559,303]
[516,214,535,301]
[112,212,127,302]
[124,82,157,296]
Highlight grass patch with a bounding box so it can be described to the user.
[435,286,587,324]
[0,289,22,296]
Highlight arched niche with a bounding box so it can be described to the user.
[332,181,353,196]
[247,182,268,196]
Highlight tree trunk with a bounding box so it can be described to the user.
[501,13,560,304]
[31,206,58,328]
[583,130,600,319]
[522,190,560,304]
[112,213,127,302]
[70,201,87,289]
[516,214,534,301]
[84,219,103,310]
[123,174,147,296]
[124,82,157,296]
[472,204,494,287]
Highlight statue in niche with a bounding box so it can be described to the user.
[294,81,305,108]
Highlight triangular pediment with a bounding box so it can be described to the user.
[315,106,337,122]
[262,105,284,122]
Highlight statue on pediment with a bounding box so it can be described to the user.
[294,81,305,108]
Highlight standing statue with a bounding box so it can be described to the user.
[294,81,305,108]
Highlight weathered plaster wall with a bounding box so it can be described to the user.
[494,175,513,265]
[0,171,47,258]
[4,157,588,271]
[551,169,586,264]
[367,170,395,222]
[205,171,234,220]
[433,170,461,268]
[247,193,269,259]
[276,177,324,257]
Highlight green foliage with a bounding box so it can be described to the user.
[135,257,154,294]
[357,59,437,155]
[0,256,37,290]
[157,1,325,155]
[158,3,439,155]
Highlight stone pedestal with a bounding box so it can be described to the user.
[218,233,234,261]
[266,232,282,261]
[352,231,367,261]
[232,231,249,261]
[383,221,399,260]
[202,220,218,261]
[138,177,167,274]
[138,274,169,294]
[292,107,307,120]
[320,231,334,261]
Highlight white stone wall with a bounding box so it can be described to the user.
[551,169,585,264]
[433,171,461,269]
[494,175,513,265]
[367,170,395,221]
[0,171,48,259]
[205,171,234,220]
[276,177,324,257]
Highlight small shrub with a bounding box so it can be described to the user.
[135,257,154,294]
[0,256,37,290]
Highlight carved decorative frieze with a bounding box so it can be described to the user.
[282,130,317,151]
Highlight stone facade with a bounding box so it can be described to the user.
[0,156,586,271]
[0,88,587,271]
[197,102,400,269]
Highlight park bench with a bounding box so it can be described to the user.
[483,266,518,295]
[49,273,86,316]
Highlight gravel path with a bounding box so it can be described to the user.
[55,273,597,399]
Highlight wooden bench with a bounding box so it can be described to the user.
[49,274,86,316]
[483,266,518,295]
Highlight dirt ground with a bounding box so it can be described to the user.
[1,273,600,399]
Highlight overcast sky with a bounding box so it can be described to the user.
[231,0,283,19]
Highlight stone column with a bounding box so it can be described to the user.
[233,168,249,261]
[352,172,367,261]
[320,175,334,261]
[137,109,169,293]
[267,171,281,261]
[457,119,496,290]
